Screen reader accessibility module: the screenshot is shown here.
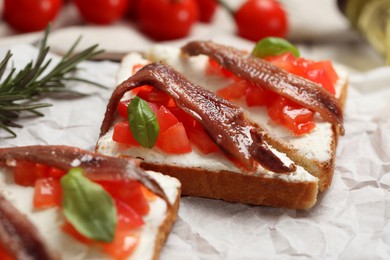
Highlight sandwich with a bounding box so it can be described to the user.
[0,145,181,260]
[96,40,348,209]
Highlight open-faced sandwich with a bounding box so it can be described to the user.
[0,145,180,260]
[96,39,348,209]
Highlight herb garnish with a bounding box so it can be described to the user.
[0,27,105,137]
[61,168,117,242]
[127,96,160,148]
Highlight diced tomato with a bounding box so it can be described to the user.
[33,178,62,209]
[100,200,143,259]
[136,87,173,108]
[112,122,139,146]
[13,161,36,186]
[97,180,150,216]
[266,52,303,76]
[169,107,197,130]
[187,126,219,154]
[306,68,335,95]
[62,220,93,245]
[245,82,278,107]
[0,243,13,260]
[49,167,66,179]
[268,97,315,135]
[309,60,339,84]
[117,99,132,118]
[34,163,50,179]
[130,85,153,96]
[156,105,179,133]
[62,199,144,255]
[216,80,247,101]
[206,58,240,80]
[156,122,192,154]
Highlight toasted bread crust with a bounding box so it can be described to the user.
[151,186,180,260]
[140,162,318,209]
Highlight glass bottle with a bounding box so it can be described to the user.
[338,0,390,64]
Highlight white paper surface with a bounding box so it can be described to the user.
[0,0,390,259]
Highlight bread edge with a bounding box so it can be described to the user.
[151,184,181,260]
[140,162,318,210]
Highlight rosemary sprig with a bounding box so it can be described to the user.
[0,27,106,137]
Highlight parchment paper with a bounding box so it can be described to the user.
[1,0,390,259]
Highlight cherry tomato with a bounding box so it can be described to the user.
[235,0,288,42]
[136,0,199,41]
[74,0,129,24]
[195,0,217,23]
[3,0,63,32]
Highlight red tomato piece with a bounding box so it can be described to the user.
[235,0,288,42]
[3,0,62,32]
[62,220,93,245]
[49,167,66,179]
[34,163,51,179]
[268,97,315,135]
[156,106,179,133]
[206,58,237,79]
[100,200,143,259]
[266,52,303,75]
[13,161,37,186]
[112,122,140,146]
[195,0,217,22]
[74,0,128,24]
[312,60,339,84]
[98,180,150,216]
[144,89,172,107]
[306,69,336,95]
[169,107,197,130]
[156,122,192,154]
[136,0,198,41]
[187,126,219,154]
[0,244,13,260]
[117,99,132,118]
[245,82,278,107]
[216,81,247,101]
[33,178,62,209]
[131,85,153,96]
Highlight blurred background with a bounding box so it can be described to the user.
[0,0,386,70]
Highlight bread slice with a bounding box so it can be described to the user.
[0,146,181,260]
[144,45,348,191]
[96,52,321,209]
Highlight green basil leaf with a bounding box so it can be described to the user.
[60,168,116,242]
[251,37,300,58]
[128,96,160,148]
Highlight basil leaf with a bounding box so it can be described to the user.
[251,37,300,58]
[128,96,160,148]
[61,168,116,242]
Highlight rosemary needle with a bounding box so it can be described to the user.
[0,27,106,137]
